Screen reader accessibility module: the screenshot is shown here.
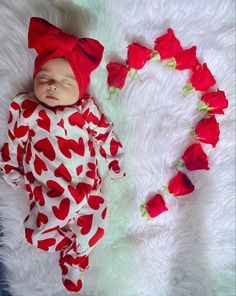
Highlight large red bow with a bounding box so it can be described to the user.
[28,17,104,97]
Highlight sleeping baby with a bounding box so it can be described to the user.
[0,17,125,293]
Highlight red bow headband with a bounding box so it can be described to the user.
[28,17,104,98]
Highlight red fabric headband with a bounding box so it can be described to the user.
[28,17,104,98]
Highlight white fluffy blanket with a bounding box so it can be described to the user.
[0,0,235,295]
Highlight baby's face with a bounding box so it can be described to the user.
[34,57,80,107]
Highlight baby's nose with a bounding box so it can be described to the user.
[48,80,58,91]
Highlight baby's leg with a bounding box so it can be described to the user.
[59,186,107,292]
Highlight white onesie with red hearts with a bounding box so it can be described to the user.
[0,92,125,292]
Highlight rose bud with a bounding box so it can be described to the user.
[183,63,216,94]
[140,194,168,219]
[127,43,153,78]
[154,28,183,60]
[166,46,200,70]
[177,142,209,171]
[164,171,195,197]
[106,62,130,98]
[197,89,229,115]
[193,115,220,148]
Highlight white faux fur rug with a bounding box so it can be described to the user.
[0,0,235,295]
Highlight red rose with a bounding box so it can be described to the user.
[179,142,209,170]
[127,43,153,70]
[198,89,228,115]
[167,46,200,70]
[106,62,130,97]
[106,62,130,89]
[154,28,183,60]
[194,115,220,147]
[167,171,195,197]
[189,63,216,92]
[140,194,168,219]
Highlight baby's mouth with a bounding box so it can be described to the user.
[46,94,59,100]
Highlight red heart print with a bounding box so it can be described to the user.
[28,129,36,141]
[101,207,107,219]
[57,118,64,130]
[74,254,89,270]
[41,225,60,234]
[99,146,106,158]
[37,238,56,251]
[68,112,86,128]
[13,122,29,138]
[68,182,92,204]
[25,184,33,200]
[8,111,13,124]
[33,185,45,206]
[82,108,99,125]
[86,162,96,179]
[1,143,10,162]
[21,99,38,118]
[54,163,72,182]
[25,228,34,245]
[46,180,65,198]
[77,214,93,235]
[56,136,72,158]
[76,164,83,176]
[96,131,110,142]
[88,139,95,157]
[55,236,72,251]
[34,155,48,175]
[36,211,48,228]
[10,101,20,111]
[68,138,85,156]
[88,227,104,248]
[60,263,68,276]
[36,110,51,132]
[25,171,35,184]
[63,278,83,292]
[110,138,123,156]
[98,114,110,128]
[17,144,24,164]
[87,195,104,210]
[68,184,85,204]
[25,143,32,164]
[52,198,70,220]
[34,138,56,161]
[30,201,36,211]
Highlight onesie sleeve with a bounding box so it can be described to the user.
[81,95,126,179]
[0,95,29,190]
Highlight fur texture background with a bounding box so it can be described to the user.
[0,0,235,295]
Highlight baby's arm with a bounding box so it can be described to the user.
[81,95,126,179]
[0,95,29,190]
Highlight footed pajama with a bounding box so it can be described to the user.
[0,92,125,292]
